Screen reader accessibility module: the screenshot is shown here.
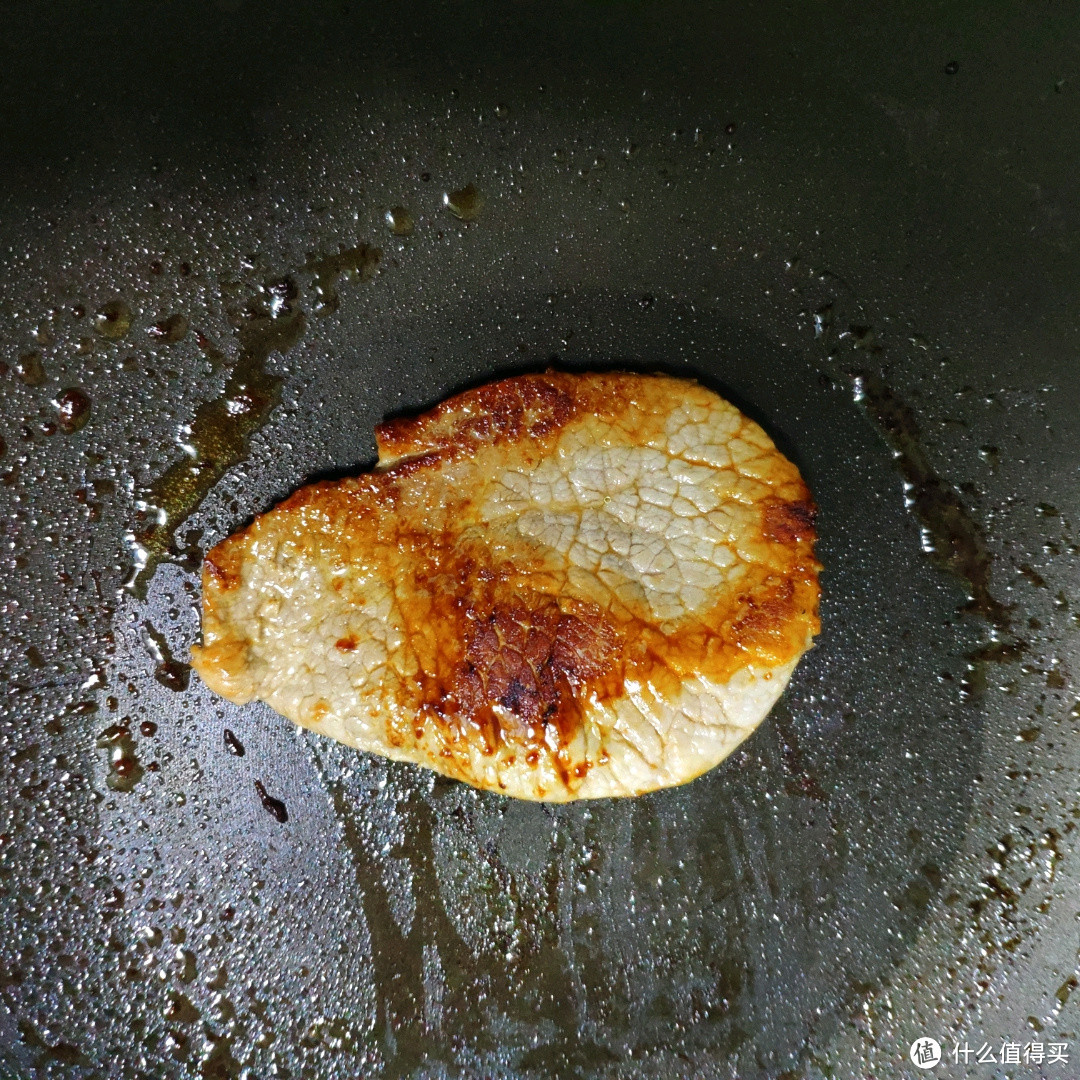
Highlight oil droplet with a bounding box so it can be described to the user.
[175,947,197,983]
[1019,563,1046,588]
[494,103,510,119]
[165,992,201,1023]
[139,925,163,947]
[93,300,132,340]
[254,780,288,823]
[200,1034,241,1078]
[96,724,144,791]
[385,206,415,237]
[163,1030,190,1060]
[55,388,92,433]
[443,183,483,221]
[148,314,190,343]
[841,324,879,351]
[14,350,45,386]
[945,60,959,75]
[223,729,245,756]
[303,243,382,317]
[140,720,158,737]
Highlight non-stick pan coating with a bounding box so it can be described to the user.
[1,3,1078,1077]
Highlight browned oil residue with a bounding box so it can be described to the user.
[322,779,580,1073]
[128,240,380,594]
[254,779,288,822]
[852,370,1009,630]
[223,728,245,756]
[126,279,307,596]
[303,243,381,317]
[141,620,191,691]
[773,704,828,801]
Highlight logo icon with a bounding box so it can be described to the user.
[910,1037,942,1069]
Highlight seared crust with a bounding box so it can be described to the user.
[191,371,820,800]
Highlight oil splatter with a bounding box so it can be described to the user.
[14,351,45,386]
[385,206,415,236]
[303,243,382,317]
[15,1020,88,1068]
[253,780,288,823]
[140,621,191,691]
[164,992,201,1024]
[148,314,189,343]
[96,723,144,792]
[443,183,483,221]
[55,388,92,433]
[194,331,229,368]
[125,279,308,596]
[126,240,380,588]
[970,640,1026,664]
[851,369,1009,629]
[775,710,829,802]
[93,300,132,340]
[223,729,245,756]
[199,1032,241,1079]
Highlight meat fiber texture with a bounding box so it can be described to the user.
[191,371,820,801]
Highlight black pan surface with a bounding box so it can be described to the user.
[1,3,1078,1077]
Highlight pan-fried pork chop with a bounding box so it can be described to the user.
[190,371,820,800]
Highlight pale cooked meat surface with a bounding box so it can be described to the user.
[190,371,820,801]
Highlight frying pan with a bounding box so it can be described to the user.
[1,1,1077,1076]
